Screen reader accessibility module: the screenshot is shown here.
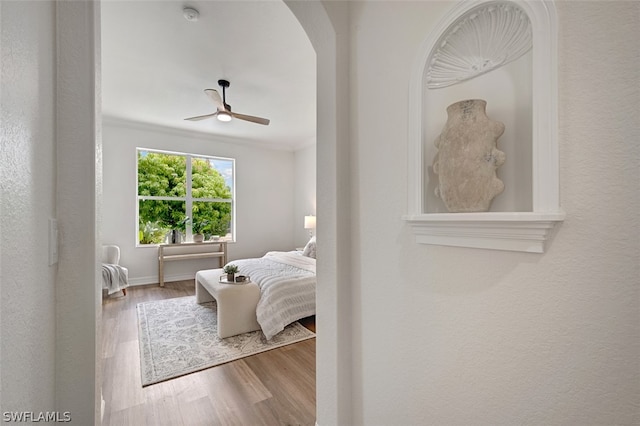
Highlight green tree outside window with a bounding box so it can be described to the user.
[137,150,233,244]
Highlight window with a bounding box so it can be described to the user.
[136,148,234,245]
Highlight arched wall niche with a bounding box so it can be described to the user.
[404,0,565,253]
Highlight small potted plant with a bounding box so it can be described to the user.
[223,264,239,282]
[192,219,209,243]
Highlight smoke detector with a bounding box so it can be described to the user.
[183,7,199,22]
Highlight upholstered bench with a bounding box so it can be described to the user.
[195,268,261,338]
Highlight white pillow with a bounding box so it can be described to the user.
[302,236,316,259]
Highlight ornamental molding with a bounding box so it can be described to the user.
[426,1,532,89]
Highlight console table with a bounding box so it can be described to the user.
[158,241,228,287]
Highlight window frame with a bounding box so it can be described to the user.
[136,147,236,246]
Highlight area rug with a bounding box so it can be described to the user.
[136,295,315,386]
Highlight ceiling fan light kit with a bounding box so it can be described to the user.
[217,111,232,122]
[184,79,270,126]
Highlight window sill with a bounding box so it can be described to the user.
[403,211,565,253]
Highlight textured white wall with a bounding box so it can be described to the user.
[102,120,297,284]
[0,0,57,414]
[294,142,317,247]
[350,1,639,425]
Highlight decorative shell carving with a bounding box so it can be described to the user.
[426,2,532,89]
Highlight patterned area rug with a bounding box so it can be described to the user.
[136,296,315,386]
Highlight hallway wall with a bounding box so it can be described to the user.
[348,1,639,424]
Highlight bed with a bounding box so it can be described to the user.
[227,248,316,339]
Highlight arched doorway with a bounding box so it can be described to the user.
[285,3,352,424]
[53,1,348,423]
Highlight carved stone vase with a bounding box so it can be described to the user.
[433,99,506,212]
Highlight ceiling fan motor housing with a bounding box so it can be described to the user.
[218,79,231,111]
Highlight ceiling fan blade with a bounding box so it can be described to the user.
[204,89,224,108]
[230,112,270,125]
[184,112,218,121]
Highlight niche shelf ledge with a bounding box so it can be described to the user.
[403,212,565,253]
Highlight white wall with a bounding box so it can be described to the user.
[0,0,57,414]
[294,142,317,247]
[102,119,299,284]
[350,1,639,425]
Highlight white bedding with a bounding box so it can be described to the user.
[227,251,316,339]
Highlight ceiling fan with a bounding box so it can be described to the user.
[184,79,270,126]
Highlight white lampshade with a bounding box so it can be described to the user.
[304,215,316,229]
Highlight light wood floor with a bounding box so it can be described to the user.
[101,280,316,425]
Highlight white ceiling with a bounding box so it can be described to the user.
[101,1,316,151]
